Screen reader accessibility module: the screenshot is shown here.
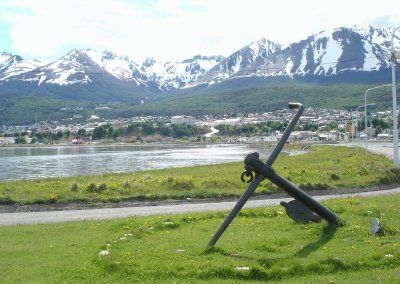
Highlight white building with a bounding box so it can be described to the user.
[0,137,15,144]
[171,116,196,125]
[214,118,241,126]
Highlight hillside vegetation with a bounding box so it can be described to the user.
[117,83,393,116]
[1,82,395,125]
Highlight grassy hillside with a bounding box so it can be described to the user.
[0,95,92,125]
[1,81,395,124]
[119,83,393,116]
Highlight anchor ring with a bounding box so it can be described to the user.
[240,170,254,183]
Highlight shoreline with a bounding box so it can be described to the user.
[0,142,299,182]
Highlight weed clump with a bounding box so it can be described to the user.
[379,169,400,184]
[97,183,107,192]
[357,167,369,176]
[299,182,330,191]
[165,177,195,190]
[70,183,79,192]
[87,183,97,192]
[329,173,340,181]
[86,183,107,193]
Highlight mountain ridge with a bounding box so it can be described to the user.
[0,24,399,105]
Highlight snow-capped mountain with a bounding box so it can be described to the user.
[0,24,399,101]
[199,25,399,85]
[279,25,395,76]
[0,49,224,96]
[10,49,152,87]
[83,49,150,86]
[198,38,282,85]
[140,55,224,91]
[0,52,42,81]
[0,49,160,103]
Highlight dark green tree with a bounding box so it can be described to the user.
[77,128,86,136]
[15,136,26,144]
[93,126,105,139]
[142,122,155,135]
[112,129,120,139]
[160,126,172,136]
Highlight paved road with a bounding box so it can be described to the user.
[2,142,398,227]
[342,141,398,159]
[366,143,398,158]
[2,187,400,226]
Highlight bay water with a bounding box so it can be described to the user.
[0,143,271,181]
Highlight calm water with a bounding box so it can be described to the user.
[0,144,270,181]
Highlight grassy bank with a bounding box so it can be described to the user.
[1,146,399,206]
[1,194,400,283]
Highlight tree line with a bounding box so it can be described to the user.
[9,122,198,144]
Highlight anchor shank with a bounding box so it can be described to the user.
[207,174,264,247]
[206,102,307,247]
[266,103,304,166]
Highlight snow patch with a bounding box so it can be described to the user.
[285,60,293,74]
[38,75,46,86]
[319,35,342,75]
[362,39,381,70]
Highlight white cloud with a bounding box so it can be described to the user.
[0,0,399,63]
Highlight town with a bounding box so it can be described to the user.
[0,106,394,145]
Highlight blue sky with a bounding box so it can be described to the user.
[0,0,399,63]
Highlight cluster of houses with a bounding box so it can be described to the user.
[0,107,395,145]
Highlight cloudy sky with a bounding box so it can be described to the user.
[0,0,399,63]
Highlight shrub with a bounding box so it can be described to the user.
[378,169,400,184]
[329,173,340,180]
[87,183,97,193]
[70,183,79,192]
[97,183,107,192]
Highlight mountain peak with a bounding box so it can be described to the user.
[0,24,398,94]
[143,57,157,67]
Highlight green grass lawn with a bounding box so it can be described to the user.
[0,146,398,206]
[1,194,399,283]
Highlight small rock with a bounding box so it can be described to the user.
[98,250,109,256]
[235,266,250,271]
[370,218,384,236]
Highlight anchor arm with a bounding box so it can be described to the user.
[243,152,341,225]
